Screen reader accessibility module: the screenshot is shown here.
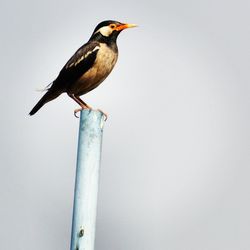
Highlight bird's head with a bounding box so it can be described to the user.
[89,20,137,43]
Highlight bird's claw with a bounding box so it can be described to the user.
[73,107,108,121]
[97,109,108,121]
[74,108,83,118]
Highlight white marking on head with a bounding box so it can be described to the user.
[95,26,113,37]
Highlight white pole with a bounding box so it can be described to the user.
[70,110,105,250]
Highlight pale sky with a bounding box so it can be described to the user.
[1,0,250,249]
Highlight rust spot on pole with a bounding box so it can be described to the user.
[79,228,84,237]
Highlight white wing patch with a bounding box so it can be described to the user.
[67,46,100,68]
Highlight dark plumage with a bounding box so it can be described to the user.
[29,20,136,116]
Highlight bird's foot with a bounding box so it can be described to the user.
[74,108,83,118]
[97,109,108,121]
[74,106,91,118]
[73,107,108,121]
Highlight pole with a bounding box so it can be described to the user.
[70,110,105,250]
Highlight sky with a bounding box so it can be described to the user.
[1,0,250,249]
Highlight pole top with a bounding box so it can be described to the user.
[79,110,106,130]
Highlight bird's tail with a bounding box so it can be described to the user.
[29,89,61,116]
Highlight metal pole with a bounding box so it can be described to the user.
[70,110,105,250]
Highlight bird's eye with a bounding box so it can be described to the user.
[110,24,116,29]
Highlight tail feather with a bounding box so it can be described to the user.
[29,90,61,115]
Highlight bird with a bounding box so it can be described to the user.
[29,20,137,117]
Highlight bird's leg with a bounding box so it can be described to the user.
[68,93,92,118]
[68,93,108,120]
[75,96,92,109]
[77,96,108,120]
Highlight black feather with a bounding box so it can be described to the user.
[52,41,100,89]
[29,89,61,115]
[29,42,100,115]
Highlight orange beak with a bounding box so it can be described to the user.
[115,23,137,31]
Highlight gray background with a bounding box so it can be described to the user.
[1,0,250,249]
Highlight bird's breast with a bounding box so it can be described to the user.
[70,43,118,96]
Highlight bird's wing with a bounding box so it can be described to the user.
[53,41,100,87]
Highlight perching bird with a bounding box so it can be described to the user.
[29,20,136,117]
